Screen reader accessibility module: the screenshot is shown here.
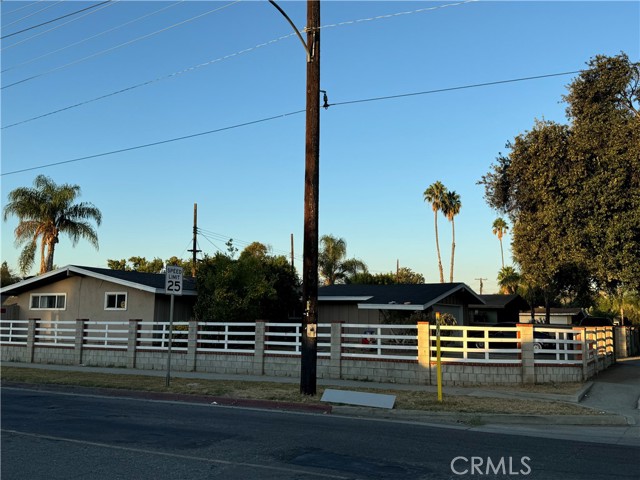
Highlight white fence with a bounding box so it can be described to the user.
[1,319,622,385]
[0,319,617,364]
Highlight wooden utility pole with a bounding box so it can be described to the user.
[475,277,487,295]
[300,0,320,396]
[188,203,200,277]
[290,233,295,272]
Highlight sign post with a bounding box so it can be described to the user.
[165,266,183,387]
[435,312,443,402]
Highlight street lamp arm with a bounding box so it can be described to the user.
[268,0,311,61]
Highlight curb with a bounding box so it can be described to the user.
[331,406,629,426]
[1,381,332,415]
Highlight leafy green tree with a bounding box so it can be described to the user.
[443,190,461,282]
[423,181,447,283]
[3,175,102,274]
[1,262,20,286]
[492,218,509,269]
[318,235,368,285]
[480,53,639,320]
[194,248,300,322]
[107,256,164,273]
[349,267,424,285]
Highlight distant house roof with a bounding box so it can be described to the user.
[0,265,197,296]
[318,283,484,311]
[530,307,584,316]
[470,294,530,310]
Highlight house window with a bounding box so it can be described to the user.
[105,292,127,310]
[30,294,66,310]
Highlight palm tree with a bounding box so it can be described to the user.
[492,218,509,269]
[318,235,368,285]
[3,175,102,274]
[423,181,447,283]
[497,266,521,294]
[443,190,461,283]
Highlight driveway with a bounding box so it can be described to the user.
[580,357,640,424]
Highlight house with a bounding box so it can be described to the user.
[469,294,530,324]
[318,283,484,326]
[517,307,587,325]
[0,265,196,324]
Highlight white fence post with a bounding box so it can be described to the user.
[417,322,431,385]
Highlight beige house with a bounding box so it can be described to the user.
[318,283,484,326]
[0,265,196,323]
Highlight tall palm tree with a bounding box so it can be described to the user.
[443,190,461,283]
[492,217,509,269]
[3,175,102,274]
[423,181,447,283]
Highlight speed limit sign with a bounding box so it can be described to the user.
[165,266,183,296]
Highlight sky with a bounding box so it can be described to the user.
[1,0,639,294]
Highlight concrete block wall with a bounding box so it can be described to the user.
[81,349,128,368]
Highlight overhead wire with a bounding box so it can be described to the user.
[1,0,112,40]
[1,0,120,52]
[2,0,65,29]
[2,0,186,73]
[2,0,49,17]
[0,68,584,177]
[197,228,302,260]
[0,109,305,176]
[2,0,475,125]
[1,0,242,89]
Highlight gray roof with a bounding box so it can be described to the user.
[0,265,196,296]
[471,294,529,309]
[318,283,484,310]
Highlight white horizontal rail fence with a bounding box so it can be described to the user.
[83,321,128,350]
[0,319,28,345]
[342,324,418,360]
[197,322,256,353]
[35,319,75,347]
[533,327,583,364]
[137,321,189,352]
[264,323,330,357]
[431,325,521,363]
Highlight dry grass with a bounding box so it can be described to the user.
[1,367,597,416]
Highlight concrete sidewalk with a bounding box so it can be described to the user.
[3,360,639,446]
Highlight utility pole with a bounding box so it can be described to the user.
[475,277,487,295]
[300,0,320,396]
[267,0,320,396]
[188,203,201,277]
[290,233,295,272]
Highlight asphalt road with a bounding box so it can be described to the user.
[1,387,637,480]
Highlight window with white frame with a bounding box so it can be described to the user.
[105,292,127,310]
[30,294,66,310]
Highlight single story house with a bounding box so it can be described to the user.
[517,307,587,325]
[468,294,530,324]
[0,265,196,324]
[318,283,485,326]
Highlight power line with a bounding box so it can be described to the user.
[3,1,49,16]
[0,68,585,176]
[3,0,65,29]
[2,1,185,73]
[0,109,305,176]
[328,70,583,108]
[1,0,242,89]
[1,0,121,53]
[1,1,113,40]
[2,0,475,124]
[197,228,303,260]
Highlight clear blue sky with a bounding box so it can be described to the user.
[2,0,639,293]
